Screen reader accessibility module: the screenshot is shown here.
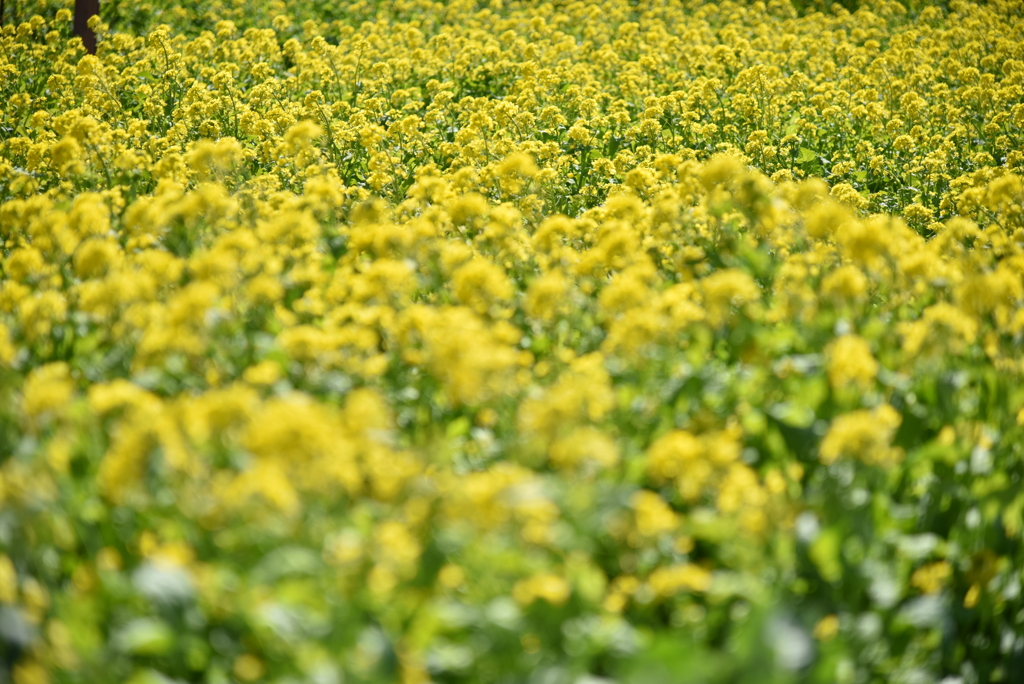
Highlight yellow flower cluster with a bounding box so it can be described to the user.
[2,2,1024,683]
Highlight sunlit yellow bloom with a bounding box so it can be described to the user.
[22,363,74,420]
[826,335,879,390]
[911,561,953,595]
[512,573,571,606]
[820,405,903,468]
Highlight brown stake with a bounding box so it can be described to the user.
[74,0,100,54]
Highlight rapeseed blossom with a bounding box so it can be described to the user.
[2,1,1024,683]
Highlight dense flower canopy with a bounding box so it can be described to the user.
[2,1,1024,683]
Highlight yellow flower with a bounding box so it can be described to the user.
[398,305,524,405]
[804,200,854,240]
[700,153,744,190]
[3,2,1024,674]
[964,583,981,609]
[438,564,465,589]
[22,362,74,419]
[450,257,513,316]
[826,335,879,390]
[186,137,243,180]
[517,353,615,436]
[0,554,17,603]
[599,263,656,317]
[899,303,979,358]
[524,269,571,322]
[283,120,323,150]
[820,404,903,467]
[646,430,704,484]
[73,238,122,279]
[242,394,361,496]
[12,661,49,684]
[835,215,900,268]
[0,323,16,365]
[4,248,47,283]
[647,563,712,597]
[67,192,112,239]
[374,520,422,575]
[242,360,283,385]
[821,265,868,301]
[549,426,619,471]
[448,192,491,226]
[87,379,157,415]
[813,614,840,641]
[496,152,538,194]
[701,268,760,327]
[512,573,571,606]
[830,182,868,210]
[631,490,680,538]
[911,561,953,594]
[49,137,83,175]
[233,654,266,683]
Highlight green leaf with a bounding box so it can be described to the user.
[252,546,321,584]
[809,528,843,583]
[796,147,817,164]
[446,416,471,438]
[115,618,175,656]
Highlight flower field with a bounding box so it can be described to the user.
[2,0,1024,682]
